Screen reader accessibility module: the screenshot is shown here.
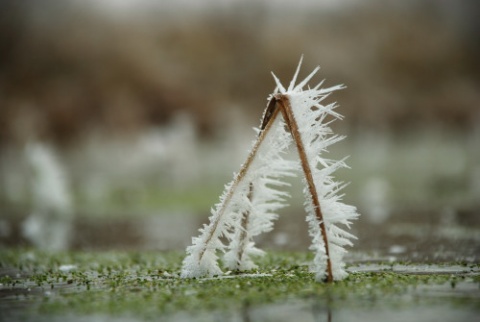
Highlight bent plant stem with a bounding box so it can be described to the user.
[275,94,334,282]
[235,182,254,269]
[197,103,281,263]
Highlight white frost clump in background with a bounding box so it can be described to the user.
[22,143,73,251]
[361,176,391,224]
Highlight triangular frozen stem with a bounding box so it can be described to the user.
[181,58,359,282]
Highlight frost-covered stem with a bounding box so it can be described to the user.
[275,94,334,282]
[197,107,282,263]
[234,182,254,268]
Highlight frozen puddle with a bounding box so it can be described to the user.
[391,264,479,275]
[201,273,273,280]
[161,301,479,322]
[347,263,480,275]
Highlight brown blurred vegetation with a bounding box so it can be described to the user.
[0,0,479,147]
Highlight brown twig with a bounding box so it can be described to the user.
[235,182,254,268]
[275,94,333,282]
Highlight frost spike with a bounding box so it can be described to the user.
[313,79,325,91]
[317,84,346,95]
[288,55,304,91]
[271,72,286,93]
[294,66,320,91]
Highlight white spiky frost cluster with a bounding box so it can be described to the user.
[181,115,298,278]
[272,62,359,281]
[181,58,359,281]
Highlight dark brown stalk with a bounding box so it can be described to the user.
[260,96,279,130]
[198,102,281,263]
[275,94,333,282]
[235,182,254,268]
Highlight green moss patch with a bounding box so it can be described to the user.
[1,249,479,321]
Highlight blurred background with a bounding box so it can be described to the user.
[0,0,479,259]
